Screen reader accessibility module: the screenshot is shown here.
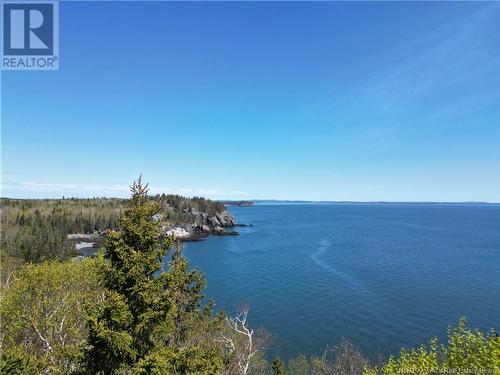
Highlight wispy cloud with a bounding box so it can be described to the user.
[359,4,500,117]
[324,3,500,128]
[0,181,250,199]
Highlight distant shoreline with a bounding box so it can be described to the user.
[224,200,500,206]
[2,197,499,205]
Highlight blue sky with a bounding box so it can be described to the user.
[1,1,499,201]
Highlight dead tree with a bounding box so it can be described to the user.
[220,305,269,375]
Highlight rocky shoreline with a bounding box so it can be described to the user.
[69,207,250,255]
[163,208,238,240]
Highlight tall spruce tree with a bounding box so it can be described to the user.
[84,177,222,374]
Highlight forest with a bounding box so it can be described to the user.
[0,179,498,374]
[0,194,227,263]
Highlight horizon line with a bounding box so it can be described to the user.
[1,196,499,205]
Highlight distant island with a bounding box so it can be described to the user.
[220,200,255,206]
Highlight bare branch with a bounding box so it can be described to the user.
[222,305,269,375]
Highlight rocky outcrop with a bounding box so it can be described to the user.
[161,207,238,241]
[67,232,105,241]
[64,195,243,255]
[166,227,190,239]
[216,211,237,226]
[187,209,236,228]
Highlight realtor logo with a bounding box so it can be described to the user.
[2,1,59,70]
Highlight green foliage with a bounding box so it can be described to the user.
[0,351,39,375]
[247,351,273,375]
[284,323,498,375]
[132,345,223,375]
[0,253,23,287]
[287,354,309,375]
[0,197,123,261]
[0,257,104,374]
[159,194,226,220]
[443,318,498,372]
[366,318,499,375]
[273,357,286,375]
[4,207,77,261]
[84,177,223,374]
[285,339,367,375]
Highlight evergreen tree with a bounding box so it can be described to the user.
[84,177,222,374]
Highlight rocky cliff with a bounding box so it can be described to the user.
[58,195,241,254]
[159,198,238,240]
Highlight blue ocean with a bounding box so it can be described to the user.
[182,203,500,360]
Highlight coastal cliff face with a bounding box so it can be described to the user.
[67,202,238,253]
[68,195,240,245]
[162,204,237,240]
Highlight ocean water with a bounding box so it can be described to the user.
[181,203,500,360]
